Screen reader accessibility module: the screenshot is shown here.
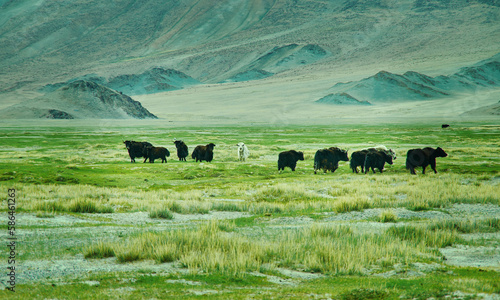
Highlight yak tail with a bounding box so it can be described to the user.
[313,152,320,171]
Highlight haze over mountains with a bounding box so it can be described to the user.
[1,0,499,121]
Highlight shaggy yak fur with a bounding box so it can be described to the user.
[350,146,396,173]
[350,150,369,173]
[237,142,250,162]
[278,150,304,171]
[364,150,394,174]
[145,146,170,163]
[123,140,153,163]
[406,147,448,175]
[313,147,349,174]
[192,143,216,162]
[173,140,189,161]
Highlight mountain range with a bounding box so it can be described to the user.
[1,0,499,121]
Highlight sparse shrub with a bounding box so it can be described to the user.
[429,218,500,233]
[149,207,174,219]
[116,250,142,263]
[35,201,66,212]
[378,210,398,223]
[68,199,113,213]
[153,244,179,263]
[211,202,245,212]
[69,199,98,213]
[335,198,371,213]
[167,202,183,213]
[249,203,284,215]
[84,241,115,259]
[408,201,430,211]
[387,225,459,248]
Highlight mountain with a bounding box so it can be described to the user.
[320,54,500,103]
[40,68,200,95]
[0,81,157,119]
[316,93,371,105]
[1,0,499,92]
[1,0,499,122]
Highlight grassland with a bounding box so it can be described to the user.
[0,121,499,299]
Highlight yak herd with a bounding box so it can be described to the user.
[123,140,447,175]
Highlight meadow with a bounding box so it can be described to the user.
[0,121,499,299]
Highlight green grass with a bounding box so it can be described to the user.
[149,207,174,219]
[0,122,499,298]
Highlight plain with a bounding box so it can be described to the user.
[0,120,499,299]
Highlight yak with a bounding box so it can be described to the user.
[237,142,250,162]
[278,150,304,171]
[145,146,170,163]
[406,147,448,175]
[173,140,189,161]
[350,150,369,173]
[192,143,216,162]
[123,140,152,163]
[314,147,349,174]
[364,150,394,174]
[350,146,396,173]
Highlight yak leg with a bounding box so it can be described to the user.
[430,159,438,173]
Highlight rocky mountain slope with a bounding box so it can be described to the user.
[0,81,158,119]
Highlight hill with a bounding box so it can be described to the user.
[40,68,200,95]
[0,81,157,119]
[320,55,500,103]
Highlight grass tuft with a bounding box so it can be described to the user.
[69,199,114,213]
[378,210,398,223]
[149,207,174,219]
[84,241,115,259]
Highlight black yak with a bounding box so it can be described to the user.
[173,140,189,161]
[313,147,349,174]
[350,149,369,173]
[145,146,170,163]
[406,147,448,175]
[350,146,396,173]
[278,150,304,171]
[364,151,394,174]
[123,140,152,163]
[192,143,216,162]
